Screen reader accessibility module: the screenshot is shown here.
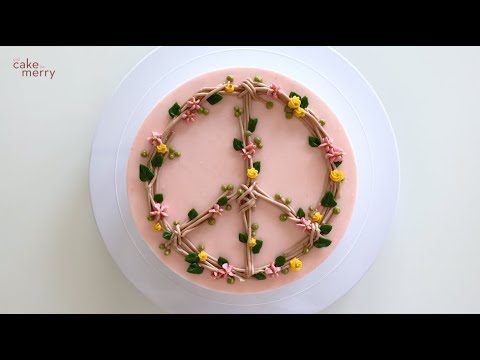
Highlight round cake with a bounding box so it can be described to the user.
[127,67,357,293]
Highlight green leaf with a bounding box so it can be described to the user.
[314,237,332,248]
[188,208,198,220]
[321,191,337,208]
[252,240,263,254]
[254,272,267,280]
[300,96,309,109]
[139,164,154,182]
[151,153,164,168]
[308,136,321,147]
[253,161,261,173]
[153,193,164,203]
[217,196,228,206]
[274,256,286,267]
[168,102,181,118]
[239,232,248,243]
[253,271,267,280]
[218,257,229,266]
[248,118,258,132]
[233,138,244,151]
[334,161,342,168]
[187,263,204,274]
[296,208,305,219]
[162,231,172,240]
[320,224,333,235]
[184,252,199,263]
[289,91,301,99]
[207,93,223,105]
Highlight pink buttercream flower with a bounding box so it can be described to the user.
[147,131,162,145]
[186,97,201,111]
[150,203,168,221]
[181,110,196,123]
[325,146,345,163]
[267,83,282,98]
[208,203,224,217]
[264,262,281,277]
[320,136,345,163]
[213,263,235,279]
[296,217,313,231]
[319,136,334,148]
[241,142,257,160]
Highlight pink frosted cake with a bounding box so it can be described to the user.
[127,68,356,293]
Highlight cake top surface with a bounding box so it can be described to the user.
[127,67,357,294]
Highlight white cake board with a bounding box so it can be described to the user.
[89,46,399,313]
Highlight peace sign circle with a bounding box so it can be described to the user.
[133,68,354,289]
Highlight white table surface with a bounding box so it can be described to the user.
[1,46,479,314]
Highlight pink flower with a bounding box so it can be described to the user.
[319,136,334,148]
[222,263,235,276]
[147,131,162,145]
[241,142,256,160]
[186,97,201,111]
[213,263,235,279]
[181,110,196,123]
[150,203,168,221]
[264,262,281,277]
[267,83,282,98]
[296,217,313,231]
[325,146,345,163]
[208,203,224,217]
[320,136,345,163]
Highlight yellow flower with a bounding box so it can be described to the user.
[198,251,208,262]
[156,143,168,154]
[290,257,303,272]
[311,212,323,223]
[288,96,301,109]
[248,237,257,248]
[153,222,162,231]
[330,169,344,182]
[247,167,259,179]
[225,82,235,93]
[294,107,306,118]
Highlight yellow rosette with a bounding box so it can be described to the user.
[225,82,235,93]
[198,251,208,262]
[156,143,168,154]
[247,167,259,179]
[311,212,323,223]
[329,169,344,182]
[289,257,303,272]
[288,96,301,109]
[294,107,306,118]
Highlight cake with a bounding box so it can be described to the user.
[127,67,357,293]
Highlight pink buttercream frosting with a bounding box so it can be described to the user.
[126,67,357,294]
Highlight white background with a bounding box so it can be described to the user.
[1,46,479,313]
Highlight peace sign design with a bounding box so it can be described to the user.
[136,72,349,286]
